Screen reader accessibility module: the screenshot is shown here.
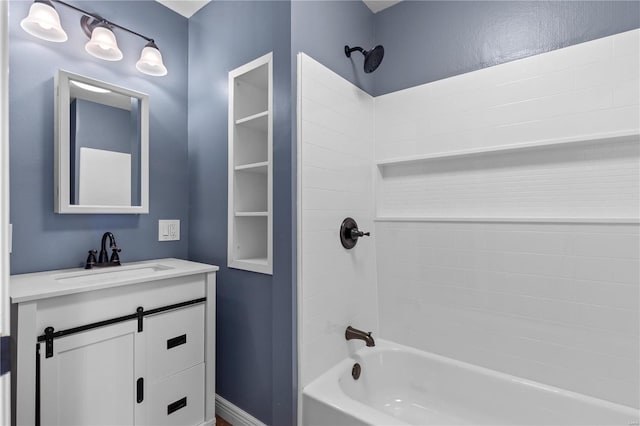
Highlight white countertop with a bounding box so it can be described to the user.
[10,258,219,303]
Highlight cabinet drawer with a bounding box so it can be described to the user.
[145,303,205,380]
[145,363,205,426]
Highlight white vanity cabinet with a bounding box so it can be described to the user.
[10,258,218,426]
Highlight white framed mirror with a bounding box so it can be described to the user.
[55,70,149,214]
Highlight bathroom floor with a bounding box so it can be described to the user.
[216,415,233,426]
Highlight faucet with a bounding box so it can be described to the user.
[345,326,375,347]
[85,232,121,269]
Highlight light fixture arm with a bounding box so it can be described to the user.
[50,0,154,43]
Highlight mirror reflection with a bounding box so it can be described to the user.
[56,70,149,214]
[69,80,141,207]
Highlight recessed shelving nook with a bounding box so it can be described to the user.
[375,131,640,224]
[228,52,273,275]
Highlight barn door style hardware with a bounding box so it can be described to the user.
[36,297,206,358]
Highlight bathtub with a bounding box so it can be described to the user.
[302,340,639,426]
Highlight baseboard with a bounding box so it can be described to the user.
[215,394,267,426]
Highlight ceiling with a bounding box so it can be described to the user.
[362,0,402,13]
[156,0,211,18]
[156,0,402,18]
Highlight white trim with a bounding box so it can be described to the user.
[204,272,217,422]
[376,131,639,166]
[215,394,267,426]
[0,0,11,424]
[295,52,304,426]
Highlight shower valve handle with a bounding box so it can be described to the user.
[340,217,370,249]
[351,228,370,239]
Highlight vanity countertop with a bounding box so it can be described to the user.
[10,258,219,303]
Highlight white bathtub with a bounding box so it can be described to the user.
[302,340,639,426]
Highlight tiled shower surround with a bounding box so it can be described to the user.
[376,221,639,407]
[298,53,378,388]
[299,29,639,410]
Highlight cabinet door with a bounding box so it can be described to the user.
[40,321,141,425]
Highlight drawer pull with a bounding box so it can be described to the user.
[167,334,187,350]
[167,397,187,415]
[136,377,144,403]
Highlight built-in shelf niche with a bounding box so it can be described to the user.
[375,132,640,223]
[228,52,273,275]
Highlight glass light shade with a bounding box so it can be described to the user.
[20,2,68,42]
[85,26,123,61]
[136,45,168,77]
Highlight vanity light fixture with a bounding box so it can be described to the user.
[20,0,168,76]
[80,15,122,61]
[136,41,168,77]
[20,0,67,42]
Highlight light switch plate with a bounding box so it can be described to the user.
[158,220,180,241]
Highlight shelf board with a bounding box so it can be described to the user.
[234,161,268,173]
[229,257,271,275]
[375,217,640,224]
[235,110,268,130]
[376,131,639,167]
[236,257,268,265]
[235,211,268,217]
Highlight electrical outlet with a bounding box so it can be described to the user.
[158,220,180,241]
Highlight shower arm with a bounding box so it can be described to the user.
[344,45,365,58]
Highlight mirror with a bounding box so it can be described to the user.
[55,70,149,214]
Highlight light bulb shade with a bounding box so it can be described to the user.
[20,1,68,42]
[85,26,123,61]
[136,43,168,77]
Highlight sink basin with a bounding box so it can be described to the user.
[54,264,174,286]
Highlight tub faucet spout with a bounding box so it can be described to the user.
[345,326,375,347]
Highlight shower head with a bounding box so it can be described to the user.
[344,45,384,73]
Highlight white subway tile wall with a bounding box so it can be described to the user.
[375,29,640,220]
[374,30,640,408]
[376,221,639,407]
[375,29,640,162]
[298,30,639,409]
[298,54,378,388]
[377,139,640,219]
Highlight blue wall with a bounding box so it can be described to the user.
[291,0,375,94]
[9,0,189,274]
[373,1,640,96]
[187,2,294,425]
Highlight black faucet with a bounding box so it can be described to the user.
[85,232,121,269]
[345,326,375,347]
